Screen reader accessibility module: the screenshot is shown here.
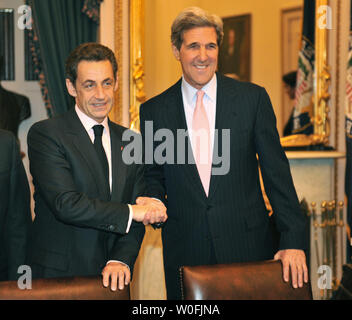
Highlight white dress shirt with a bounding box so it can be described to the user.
[181,74,217,155]
[75,105,133,233]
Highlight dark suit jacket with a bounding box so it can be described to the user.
[0,129,31,281]
[140,73,307,299]
[0,85,31,139]
[26,109,145,278]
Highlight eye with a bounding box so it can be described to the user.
[207,43,217,49]
[103,81,113,88]
[84,83,95,90]
[188,43,199,49]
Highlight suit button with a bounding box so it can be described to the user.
[108,225,115,231]
[207,205,212,210]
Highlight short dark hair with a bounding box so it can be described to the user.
[282,71,297,88]
[171,7,224,50]
[65,42,118,85]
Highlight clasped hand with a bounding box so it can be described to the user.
[132,196,167,225]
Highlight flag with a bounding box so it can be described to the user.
[292,0,315,135]
[345,1,352,263]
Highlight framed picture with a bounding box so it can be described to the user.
[281,7,302,135]
[218,14,251,82]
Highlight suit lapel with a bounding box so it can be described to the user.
[208,73,240,199]
[110,123,127,202]
[166,80,208,199]
[64,109,110,200]
[164,80,188,132]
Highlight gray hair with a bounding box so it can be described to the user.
[171,7,224,50]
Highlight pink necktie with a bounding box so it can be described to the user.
[192,90,212,196]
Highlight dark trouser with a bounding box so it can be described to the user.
[164,237,217,300]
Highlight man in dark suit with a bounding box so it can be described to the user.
[139,7,308,299]
[26,43,167,291]
[0,129,31,281]
[0,56,31,142]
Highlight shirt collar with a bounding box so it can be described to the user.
[75,105,109,133]
[181,73,217,106]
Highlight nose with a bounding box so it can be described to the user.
[199,46,207,61]
[95,85,105,100]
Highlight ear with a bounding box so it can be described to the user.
[172,45,180,61]
[66,79,77,97]
[114,74,118,92]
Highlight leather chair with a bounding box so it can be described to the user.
[180,260,312,300]
[0,276,130,300]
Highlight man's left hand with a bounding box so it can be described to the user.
[101,261,130,291]
[274,249,308,288]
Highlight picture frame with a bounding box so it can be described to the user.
[218,14,251,82]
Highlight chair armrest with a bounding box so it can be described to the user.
[180,260,312,300]
[0,275,130,300]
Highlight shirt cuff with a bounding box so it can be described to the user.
[106,260,130,270]
[126,204,133,233]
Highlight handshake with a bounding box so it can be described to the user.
[131,196,167,226]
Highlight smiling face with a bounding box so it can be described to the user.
[172,26,219,90]
[66,60,118,123]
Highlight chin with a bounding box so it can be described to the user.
[197,74,213,82]
[195,79,212,87]
[92,111,108,120]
